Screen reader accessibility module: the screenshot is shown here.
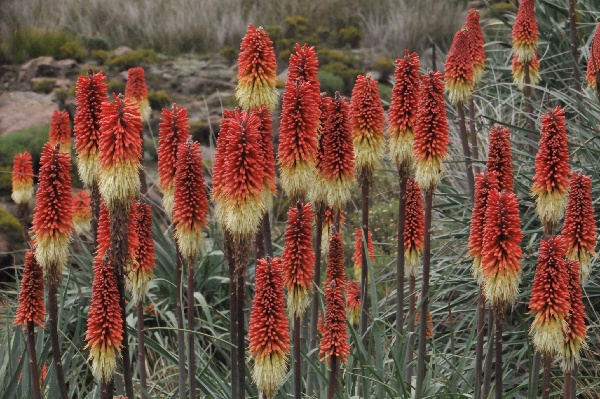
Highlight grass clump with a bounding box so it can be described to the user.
[107,49,157,69]
[148,90,171,110]
[32,79,56,94]
[0,124,48,168]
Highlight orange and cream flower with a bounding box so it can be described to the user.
[14,251,46,329]
[49,109,71,152]
[445,27,474,105]
[512,0,538,63]
[512,52,541,90]
[466,8,486,85]
[486,125,514,192]
[125,66,151,123]
[72,190,92,235]
[311,95,334,205]
[562,260,587,371]
[404,177,425,278]
[255,106,277,208]
[130,202,156,304]
[586,23,600,90]
[11,152,34,205]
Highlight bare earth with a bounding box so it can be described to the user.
[0,91,55,135]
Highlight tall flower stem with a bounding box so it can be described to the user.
[136,301,148,398]
[531,350,542,398]
[91,181,100,247]
[457,105,475,202]
[47,273,69,399]
[571,364,578,399]
[328,355,339,399]
[175,247,187,399]
[406,275,416,387]
[542,355,552,399]
[262,212,273,257]
[26,321,42,399]
[224,231,238,398]
[468,99,479,174]
[359,172,371,339]
[187,256,197,399]
[483,308,495,399]
[473,291,485,399]
[293,315,301,399]
[307,203,324,394]
[234,236,251,396]
[523,62,536,133]
[563,370,572,399]
[100,381,111,399]
[494,306,505,399]
[568,0,581,93]
[16,203,31,244]
[396,164,408,333]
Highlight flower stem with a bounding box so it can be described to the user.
[474,291,486,399]
[328,355,339,399]
[483,307,495,399]
[494,306,505,399]
[293,315,302,399]
[175,247,187,399]
[396,164,408,334]
[406,275,416,389]
[137,301,148,399]
[468,98,479,174]
[457,104,475,203]
[47,271,69,399]
[26,321,42,399]
[187,256,197,399]
[224,231,238,398]
[542,354,552,399]
[90,180,100,247]
[307,203,324,395]
[568,0,582,93]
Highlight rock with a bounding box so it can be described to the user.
[113,46,133,56]
[180,76,236,94]
[366,70,382,81]
[18,56,58,82]
[54,79,72,90]
[277,68,289,83]
[54,59,79,77]
[0,91,56,135]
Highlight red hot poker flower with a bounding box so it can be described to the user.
[413,71,450,191]
[466,9,486,85]
[532,106,570,229]
[248,257,290,399]
[255,106,276,208]
[529,236,570,357]
[74,70,108,186]
[49,109,71,152]
[236,24,278,111]
[32,143,73,273]
[311,95,334,205]
[404,177,425,278]
[14,252,46,329]
[346,280,361,326]
[72,190,92,235]
[351,75,385,175]
[562,172,597,282]
[288,43,320,100]
[157,104,190,219]
[352,227,374,279]
[486,125,514,192]
[512,0,538,63]
[388,51,420,168]
[211,109,235,203]
[481,189,523,307]
[562,260,587,371]
[586,23,600,90]
[125,66,150,123]
[130,202,156,304]
[98,94,143,209]
[282,202,315,318]
[11,152,34,205]
[445,27,474,105]
[512,51,540,90]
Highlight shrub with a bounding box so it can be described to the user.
[148,90,172,110]
[318,70,344,95]
[78,35,110,51]
[6,28,72,64]
[57,40,87,62]
[372,58,395,80]
[91,50,109,65]
[219,46,239,64]
[334,26,362,48]
[321,61,364,94]
[0,124,48,168]
[107,80,126,96]
[32,79,56,94]
[0,207,24,248]
[107,49,157,69]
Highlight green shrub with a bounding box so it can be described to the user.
[0,124,48,169]
[378,83,392,104]
[91,50,109,65]
[32,79,56,94]
[57,40,87,62]
[6,28,72,64]
[108,49,157,69]
[372,59,395,80]
[107,80,126,95]
[318,70,344,95]
[190,120,212,146]
[219,46,239,64]
[78,35,110,51]
[333,26,362,48]
[148,90,172,110]
[0,166,12,196]
[0,207,24,248]
[321,61,364,94]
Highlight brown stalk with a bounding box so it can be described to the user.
[359,170,371,340]
[223,230,238,398]
[474,291,485,399]
[47,270,69,399]
[542,354,552,399]
[483,307,495,399]
[458,104,475,203]
[307,202,324,395]
[91,180,100,248]
[328,355,340,399]
[494,306,505,399]
[234,235,251,397]
[136,301,148,399]
[187,256,197,399]
[405,275,416,388]
[175,246,187,399]
[396,163,409,334]
[468,98,480,174]
[26,321,42,399]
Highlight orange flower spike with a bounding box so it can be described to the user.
[130,202,156,304]
[288,43,320,99]
[14,252,46,329]
[236,24,278,112]
[388,51,420,168]
[352,227,374,279]
[255,106,277,207]
[248,257,290,398]
[211,109,235,204]
[11,152,34,205]
[445,28,474,105]
[466,9,486,85]
[282,202,315,318]
[125,66,151,123]
[532,106,570,229]
[49,109,71,152]
[98,94,143,209]
[512,52,541,90]
[173,139,209,259]
[562,172,597,282]
[157,104,190,219]
[529,236,571,357]
[311,95,334,205]
[351,75,385,175]
[586,23,600,90]
[512,0,538,63]
[562,260,587,371]
[486,125,514,192]
[346,280,361,326]
[74,70,108,186]
[94,204,111,265]
[404,177,425,278]
[32,143,73,273]
[72,190,92,235]
[413,71,450,191]
[480,189,523,307]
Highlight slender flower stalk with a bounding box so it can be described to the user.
[561,260,587,371]
[512,0,539,64]
[513,52,541,90]
[404,177,425,279]
[486,125,514,192]
[49,110,71,152]
[11,152,34,205]
[466,8,486,86]
[72,190,92,236]
[346,280,361,327]
[125,66,151,123]
[352,227,374,279]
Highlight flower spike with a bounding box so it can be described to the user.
[14,252,46,329]
[445,27,474,105]
[404,177,425,278]
[49,110,71,152]
[561,260,587,371]
[130,202,156,304]
[586,23,600,90]
[346,280,361,326]
[466,9,486,85]
[11,152,34,205]
[486,125,514,192]
[72,190,92,235]
[255,106,277,208]
[311,95,334,205]
[125,66,151,123]
[512,0,538,63]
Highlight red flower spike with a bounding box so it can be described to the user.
[413,71,450,191]
[532,106,570,228]
[480,189,523,307]
[562,260,587,371]
[32,143,73,273]
[95,204,111,266]
[211,109,235,204]
[11,152,34,205]
[278,77,319,200]
[351,75,385,174]
[157,104,190,219]
[404,177,425,278]
[288,43,320,100]
[49,109,71,152]
[74,70,108,186]
[255,106,277,208]
[346,280,361,326]
[311,95,334,205]
[98,94,143,209]
[466,9,486,85]
[236,24,278,112]
[72,190,92,235]
[586,23,600,90]
[512,0,538,63]
[562,172,597,282]
[486,125,514,192]
[282,202,315,318]
[388,51,420,168]
[130,202,155,304]
[512,52,540,90]
[529,236,570,357]
[125,67,150,123]
[445,27,474,105]
[248,257,290,398]
[14,252,46,329]
[352,227,374,279]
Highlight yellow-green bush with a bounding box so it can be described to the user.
[6,28,73,63]
[57,40,87,62]
[0,207,24,247]
[148,90,172,110]
[107,49,157,69]
[91,49,110,65]
[107,80,126,95]
[334,26,362,48]
[0,124,48,168]
[32,79,56,94]
[219,46,239,63]
[318,70,344,95]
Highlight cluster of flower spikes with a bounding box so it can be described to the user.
[14,251,46,329]
[413,71,450,192]
[404,177,425,278]
[586,23,600,90]
[350,74,385,176]
[562,172,597,283]
[486,125,514,192]
[248,257,290,399]
[282,202,315,318]
[532,106,570,230]
[352,227,374,280]
[346,280,361,327]
[562,260,587,371]
[11,151,34,205]
[319,232,350,363]
[445,27,474,105]
[74,69,108,186]
[49,109,71,152]
[236,24,278,112]
[32,143,73,274]
[157,104,189,219]
[173,138,209,259]
[466,8,486,85]
[130,201,156,305]
[512,0,538,63]
[529,236,571,357]
[480,189,523,307]
[98,94,143,210]
[212,108,266,238]
[512,51,541,90]
[387,50,420,169]
[72,190,92,235]
[125,66,151,123]
[311,94,334,206]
